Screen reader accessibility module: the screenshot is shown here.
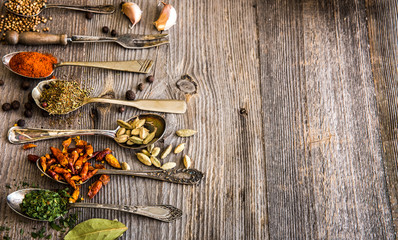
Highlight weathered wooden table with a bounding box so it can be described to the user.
[1,0,398,239]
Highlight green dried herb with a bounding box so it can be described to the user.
[20,189,69,221]
[64,219,127,240]
[40,80,90,115]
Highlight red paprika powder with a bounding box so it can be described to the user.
[9,52,57,78]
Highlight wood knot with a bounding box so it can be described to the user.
[176,74,198,95]
[239,108,248,116]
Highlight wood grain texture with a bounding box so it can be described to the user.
[366,0,398,234]
[1,0,398,239]
[0,0,267,239]
[257,0,395,239]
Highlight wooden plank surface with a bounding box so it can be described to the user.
[0,0,397,239]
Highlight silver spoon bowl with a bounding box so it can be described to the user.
[32,79,187,115]
[7,188,182,222]
[4,1,115,17]
[8,114,166,150]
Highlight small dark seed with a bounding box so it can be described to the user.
[102,26,109,33]
[146,75,155,83]
[118,106,125,113]
[0,80,4,86]
[125,90,136,100]
[28,93,34,103]
[85,12,94,20]
[17,119,25,127]
[43,84,50,89]
[41,110,50,117]
[41,102,48,108]
[24,102,33,110]
[21,81,30,90]
[2,103,11,111]
[24,110,33,118]
[11,100,20,110]
[111,29,117,37]
[137,83,145,91]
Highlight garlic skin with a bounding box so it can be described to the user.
[122,2,142,29]
[154,2,177,31]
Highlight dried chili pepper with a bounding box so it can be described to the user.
[50,147,68,166]
[63,173,76,189]
[40,156,47,172]
[96,148,112,161]
[88,181,102,199]
[46,159,56,169]
[46,170,59,180]
[87,151,100,160]
[99,174,110,185]
[82,169,98,182]
[53,167,70,175]
[27,154,39,163]
[74,157,83,170]
[105,154,121,168]
[23,143,37,150]
[62,138,72,153]
[69,187,80,203]
[85,144,93,157]
[80,162,89,179]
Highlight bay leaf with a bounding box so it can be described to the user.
[64,218,127,240]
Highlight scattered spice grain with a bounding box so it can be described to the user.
[21,80,30,90]
[125,90,136,100]
[11,100,20,110]
[2,103,11,111]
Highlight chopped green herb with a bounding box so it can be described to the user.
[20,228,24,234]
[31,232,38,238]
[45,234,52,239]
[0,226,10,231]
[22,182,29,187]
[3,235,10,240]
[49,222,61,231]
[20,189,69,221]
[5,184,11,189]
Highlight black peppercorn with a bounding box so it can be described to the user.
[0,80,4,86]
[118,106,125,113]
[125,90,136,100]
[21,80,30,90]
[85,12,94,20]
[43,84,50,89]
[11,100,20,110]
[24,110,33,118]
[146,75,155,83]
[28,92,34,103]
[17,119,25,127]
[102,26,109,34]
[111,29,117,37]
[2,103,11,111]
[24,102,33,110]
[137,83,145,91]
[41,110,50,117]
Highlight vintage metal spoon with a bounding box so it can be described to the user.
[32,79,187,115]
[4,1,115,17]
[2,52,153,80]
[35,159,203,185]
[7,189,182,222]
[8,114,166,150]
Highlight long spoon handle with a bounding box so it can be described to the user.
[96,168,204,185]
[70,203,182,222]
[45,4,115,14]
[56,60,153,74]
[8,126,115,144]
[87,98,187,114]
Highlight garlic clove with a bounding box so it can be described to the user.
[154,2,177,31]
[122,2,142,29]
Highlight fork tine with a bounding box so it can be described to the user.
[135,34,169,41]
[128,40,170,49]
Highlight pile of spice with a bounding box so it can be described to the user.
[5,0,46,16]
[20,189,69,221]
[114,118,157,146]
[39,80,90,115]
[28,137,122,200]
[9,52,57,78]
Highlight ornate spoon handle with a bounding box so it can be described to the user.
[8,126,115,144]
[45,4,115,14]
[97,168,204,185]
[70,203,182,222]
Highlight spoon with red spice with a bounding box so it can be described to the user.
[2,51,154,80]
